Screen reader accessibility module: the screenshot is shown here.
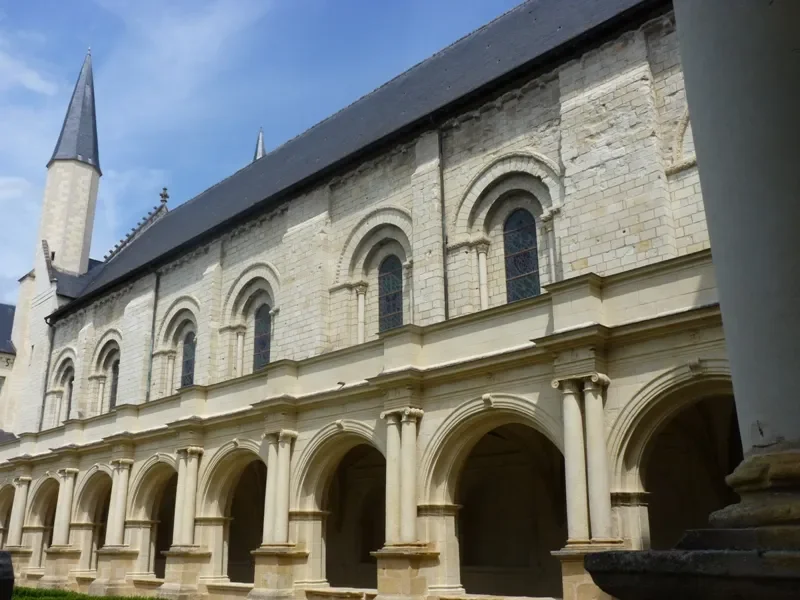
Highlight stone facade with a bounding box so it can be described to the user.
[0,10,738,600]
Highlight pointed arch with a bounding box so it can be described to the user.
[607,359,733,493]
[335,207,413,284]
[419,393,562,505]
[291,420,385,511]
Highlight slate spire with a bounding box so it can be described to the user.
[253,127,266,162]
[49,49,101,174]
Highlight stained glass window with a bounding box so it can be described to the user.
[181,331,196,388]
[109,359,120,410]
[378,255,403,332]
[504,209,540,302]
[253,304,271,371]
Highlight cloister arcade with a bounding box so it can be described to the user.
[0,368,743,600]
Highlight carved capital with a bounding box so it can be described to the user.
[13,476,32,487]
[58,468,80,478]
[551,378,580,395]
[269,306,280,317]
[354,281,368,296]
[178,446,204,457]
[402,407,424,423]
[471,237,490,255]
[403,260,414,273]
[585,372,611,389]
[111,458,134,470]
[279,429,298,442]
[380,410,401,425]
[540,204,562,222]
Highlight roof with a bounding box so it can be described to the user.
[0,304,15,355]
[50,0,666,321]
[49,51,101,174]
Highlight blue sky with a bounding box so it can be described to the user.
[0,0,523,304]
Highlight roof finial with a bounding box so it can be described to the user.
[253,126,266,162]
[87,47,91,55]
[160,187,169,204]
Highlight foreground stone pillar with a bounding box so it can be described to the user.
[587,1,800,598]
[273,430,296,543]
[40,469,81,589]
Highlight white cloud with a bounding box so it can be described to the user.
[0,0,272,303]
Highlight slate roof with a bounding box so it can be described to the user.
[0,304,15,355]
[50,0,666,321]
[49,51,101,174]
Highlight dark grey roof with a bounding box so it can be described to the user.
[254,127,266,162]
[54,263,102,300]
[0,304,15,355]
[49,51,101,174]
[50,0,665,321]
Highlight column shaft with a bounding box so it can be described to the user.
[274,431,295,543]
[52,468,78,546]
[356,287,367,344]
[7,477,31,546]
[97,380,106,412]
[108,460,132,546]
[476,246,489,310]
[384,413,401,544]
[236,331,245,376]
[560,380,590,541]
[182,449,201,545]
[172,451,186,546]
[400,410,420,543]
[262,435,279,545]
[105,467,121,545]
[584,377,612,540]
[166,355,175,395]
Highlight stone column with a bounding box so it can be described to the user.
[52,468,78,546]
[165,352,176,395]
[96,376,106,413]
[355,283,367,344]
[262,433,279,545]
[235,329,245,376]
[674,0,800,525]
[583,374,612,540]
[181,447,202,545]
[404,260,415,324]
[541,207,560,283]
[382,411,402,544]
[274,430,297,543]
[7,476,31,547]
[106,459,133,546]
[475,241,490,310]
[400,408,423,543]
[172,451,186,546]
[554,379,590,542]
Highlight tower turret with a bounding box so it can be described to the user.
[37,50,101,275]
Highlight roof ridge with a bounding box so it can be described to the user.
[104,194,170,262]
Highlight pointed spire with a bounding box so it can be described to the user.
[49,50,101,174]
[253,127,266,162]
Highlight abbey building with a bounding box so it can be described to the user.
[0,2,739,599]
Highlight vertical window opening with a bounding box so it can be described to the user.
[503,209,540,302]
[378,255,403,332]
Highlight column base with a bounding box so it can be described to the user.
[552,540,624,600]
[586,448,800,600]
[248,544,309,600]
[157,546,212,600]
[87,546,139,597]
[3,546,33,580]
[40,546,82,590]
[372,544,439,600]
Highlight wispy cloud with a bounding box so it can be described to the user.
[0,0,272,303]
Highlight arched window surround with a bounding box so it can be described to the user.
[92,336,122,414]
[154,296,201,396]
[361,238,411,342]
[46,353,77,428]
